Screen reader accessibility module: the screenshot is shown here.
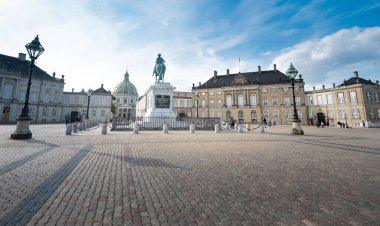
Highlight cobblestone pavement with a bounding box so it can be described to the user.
[0,124,379,226]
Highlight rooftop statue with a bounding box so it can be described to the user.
[152,53,166,83]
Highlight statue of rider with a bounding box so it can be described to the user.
[153,54,166,82]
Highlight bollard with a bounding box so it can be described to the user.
[102,124,107,135]
[83,122,87,130]
[65,124,72,135]
[73,123,78,133]
[260,124,265,133]
[163,124,168,133]
[215,124,220,133]
[246,124,250,132]
[238,124,243,133]
[235,123,239,131]
[190,124,195,133]
[133,122,139,134]
[78,123,83,131]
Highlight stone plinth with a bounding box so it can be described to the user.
[144,82,176,118]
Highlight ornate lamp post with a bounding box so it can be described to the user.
[286,63,304,135]
[195,93,200,118]
[11,35,44,139]
[86,89,93,119]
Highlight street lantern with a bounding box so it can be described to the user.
[195,93,200,118]
[11,35,44,139]
[286,63,304,135]
[86,89,93,119]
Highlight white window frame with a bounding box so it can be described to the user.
[349,91,357,103]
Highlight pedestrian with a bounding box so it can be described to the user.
[65,115,69,126]
[362,121,366,127]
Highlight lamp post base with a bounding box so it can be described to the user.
[291,120,304,135]
[11,117,33,139]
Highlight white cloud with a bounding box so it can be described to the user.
[271,27,380,90]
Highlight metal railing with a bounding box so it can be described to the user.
[111,117,221,130]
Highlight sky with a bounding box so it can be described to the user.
[1,0,380,95]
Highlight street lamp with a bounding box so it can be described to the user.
[344,113,348,128]
[195,93,200,118]
[286,63,304,135]
[86,89,93,119]
[11,35,44,139]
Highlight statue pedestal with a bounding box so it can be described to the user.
[145,82,176,118]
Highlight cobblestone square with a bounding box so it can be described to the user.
[0,124,379,225]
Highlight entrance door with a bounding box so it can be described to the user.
[1,106,10,122]
[317,112,325,126]
[70,111,79,122]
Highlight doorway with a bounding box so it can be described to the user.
[1,106,10,123]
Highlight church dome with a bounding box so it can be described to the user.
[114,69,138,95]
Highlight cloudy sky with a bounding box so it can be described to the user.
[1,0,380,95]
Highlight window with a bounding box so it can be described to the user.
[294,87,299,91]
[209,110,214,117]
[180,100,185,107]
[187,100,192,108]
[43,94,49,103]
[263,110,269,118]
[201,110,206,117]
[173,99,178,107]
[52,108,57,116]
[349,91,357,103]
[283,87,289,92]
[29,107,35,116]
[238,94,244,108]
[201,92,205,96]
[272,97,278,106]
[326,94,333,105]
[53,95,59,103]
[284,97,290,106]
[285,110,291,118]
[251,110,257,123]
[92,109,97,117]
[64,96,70,104]
[263,97,268,106]
[250,94,256,106]
[307,96,313,105]
[271,88,277,93]
[210,92,214,96]
[295,97,300,106]
[82,109,87,115]
[378,109,380,119]
[375,91,380,103]
[238,110,244,122]
[226,95,232,108]
[217,99,222,108]
[2,83,13,100]
[31,92,37,102]
[327,110,334,119]
[201,99,206,108]
[309,110,313,118]
[101,110,105,117]
[74,96,79,104]
[42,108,48,116]
[273,110,279,118]
[19,91,26,101]
[316,95,323,105]
[209,100,214,108]
[366,91,372,103]
[217,91,222,95]
[337,92,344,104]
[339,110,346,119]
[226,110,231,119]
[352,109,360,119]
[297,110,302,118]
[369,109,375,119]
[261,89,267,93]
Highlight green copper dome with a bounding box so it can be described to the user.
[114,69,138,94]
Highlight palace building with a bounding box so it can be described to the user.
[191,65,308,125]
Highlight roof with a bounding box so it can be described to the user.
[113,69,138,95]
[338,76,378,87]
[93,86,111,94]
[0,54,64,83]
[193,70,300,89]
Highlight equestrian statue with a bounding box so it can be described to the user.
[152,53,166,83]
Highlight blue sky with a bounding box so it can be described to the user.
[1,0,380,95]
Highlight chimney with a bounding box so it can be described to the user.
[72,88,74,92]
[354,71,359,78]
[18,53,26,61]
[376,80,379,85]
[192,83,195,88]
[299,74,302,80]
[322,85,325,90]
[333,83,336,88]
[199,82,201,86]
[273,64,277,72]
[214,70,217,78]
[53,72,56,78]
[344,79,347,85]
[226,69,230,75]
[258,66,261,73]
[82,88,84,92]
[101,84,104,88]
[313,86,315,91]
[61,75,65,79]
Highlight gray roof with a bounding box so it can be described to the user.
[338,76,378,87]
[193,70,300,89]
[0,54,64,83]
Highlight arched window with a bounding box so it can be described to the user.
[251,110,257,123]
[238,94,244,108]
[250,94,257,106]
[226,110,231,120]
[226,95,232,108]
[2,83,13,100]
[238,110,244,122]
